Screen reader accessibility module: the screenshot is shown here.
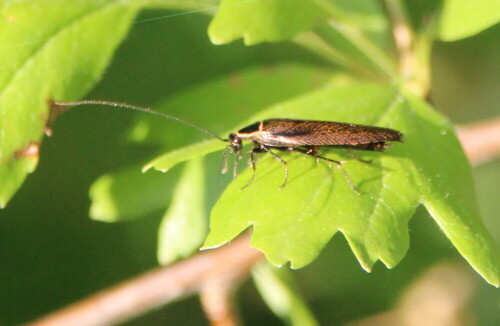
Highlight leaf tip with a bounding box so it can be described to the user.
[207,26,227,45]
[89,204,117,223]
[145,163,170,173]
[288,260,305,270]
[481,270,500,288]
[141,164,152,173]
[359,261,373,273]
[142,164,169,173]
[209,37,225,45]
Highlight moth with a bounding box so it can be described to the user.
[51,100,403,192]
[227,119,402,190]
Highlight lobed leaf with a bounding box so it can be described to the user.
[0,0,221,208]
[395,92,500,286]
[0,1,139,207]
[201,83,499,286]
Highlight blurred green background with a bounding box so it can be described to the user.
[0,9,498,325]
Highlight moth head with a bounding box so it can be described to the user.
[228,133,242,153]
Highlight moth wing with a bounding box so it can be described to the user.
[260,119,402,146]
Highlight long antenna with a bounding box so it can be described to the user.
[52,100,226,142]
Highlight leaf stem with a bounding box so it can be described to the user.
[384,0,432,97]
[311,0,397,79]
[293,32,379,81]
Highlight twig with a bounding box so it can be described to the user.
[26,235,262,326]
[458,118,500,165]
[200,278,241,326]
[25,118,500,326]
[345,262,475,326]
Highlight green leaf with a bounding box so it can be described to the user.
[89,166,178,222]
[142,0,219,11]
[252,263,319,326]
[0,157,39,208]
[202,83,499,286]
[158,158,207,265]
[439,0,500,41]
[0,1,139,207]
[208,0,328,45]
[397,92,500,286]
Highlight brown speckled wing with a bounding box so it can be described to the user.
[258,119,403,146]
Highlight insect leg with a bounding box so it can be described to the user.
[260,147,289,190]
[220,145,231,174]
[293,147,360,195]
[232,147,243,180]
[304,146,318,155]
[241,146,266,190]
[305,146,320,164]
[345,150,373,164]
[355,142,388,152]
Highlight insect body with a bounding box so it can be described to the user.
[51,101,403,192]
[227,119,403,190]
[231,119,401,149]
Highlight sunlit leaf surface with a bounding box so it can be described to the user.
[200,84,499,286]
[209,0,327,45]
[0,1,139,207]
[157,158,207,265]
[439,0,500,41]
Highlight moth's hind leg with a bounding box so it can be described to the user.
[304,146,319,156]
[356,142,388,152]
[292,146,360,195]
[263,147,289,190]
[345,150,373,164]
[293,146,345,166]
[344,141,388,164]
